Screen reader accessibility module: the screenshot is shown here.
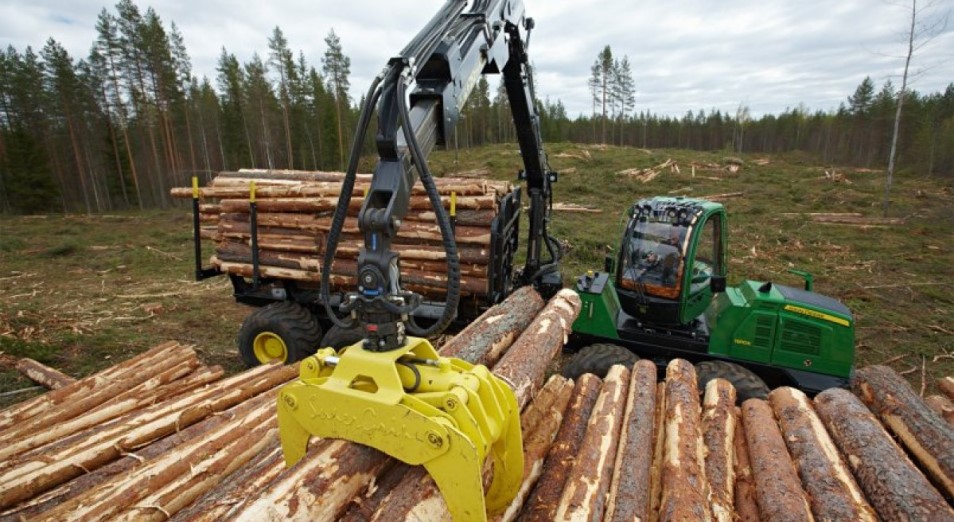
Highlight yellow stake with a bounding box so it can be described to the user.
[249,181,256,203]
[450,191,457,217]
[191,176,199,199]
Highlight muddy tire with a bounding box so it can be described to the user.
[320,324,365,350]
[695,360,769,403]
[237,301,323,368]
[562,343,638,379]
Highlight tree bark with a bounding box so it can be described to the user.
[815,387,954,521]
[520,373,602,522]
[659,359,712,522]
[605,359,657,522]
[853,364,954,497]
[492,376,574,522]
[555,365,630,521]
[768,387,876,521]
[732,406,760,522]
[702,379,737,522]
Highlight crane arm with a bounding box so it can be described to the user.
[321,0,560,351]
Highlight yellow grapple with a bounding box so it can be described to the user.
[276,336,523,521]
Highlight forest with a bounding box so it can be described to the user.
[1,0,952,214]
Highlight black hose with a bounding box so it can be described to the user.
[395,75,461,338]
[320,71,387,329]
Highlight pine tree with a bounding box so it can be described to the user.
[268,26,296,169]
[322,29,350,170]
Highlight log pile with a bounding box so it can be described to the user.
[171,169,515,299]
[3,322,954,520]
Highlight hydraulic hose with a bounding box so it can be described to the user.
[396,75,461,337]
[319,71,388,329]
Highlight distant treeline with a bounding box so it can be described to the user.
[1,1,951,214]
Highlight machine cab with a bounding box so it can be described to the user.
[616,197,727,326]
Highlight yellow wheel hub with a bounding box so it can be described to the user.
[253,331,288,363]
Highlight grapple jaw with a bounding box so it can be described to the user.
[276,337,523,521]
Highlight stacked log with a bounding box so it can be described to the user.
[520,373,602,521]
[6,336,954,521]
[0,358,295,510]
[768,387,876,521]
[658,359,712,521]
[852,365,954,498]
[741,399,813,521]
[814,388,954,520]
[554,364,630,521]
[172,170,514,299]
[604,360,658,522]
[702,379,737,522]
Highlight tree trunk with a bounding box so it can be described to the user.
[769,387,876,521]
[732,406,760,522]
[659,359,712,522]
[814,388,954,520]
[853,365,954,497]
[605,359,657,522]
[883,0,917,217]
[702,379,737,522]
[555,365,630,521]
[521,373,602,522]
[741,398,813,522]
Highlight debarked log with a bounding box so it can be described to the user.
[0,362,297,510]
[605,359,657,522]
[659,359,712,522]
[741,398,813,522]
[14,358,76,389]
[732,406,760,522]
[814,388,954,521]
[520,373,602,522]
[703,379,737,522]
[555,365,630,521]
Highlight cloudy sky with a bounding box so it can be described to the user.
[2,0,952,118]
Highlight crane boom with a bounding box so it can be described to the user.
[321,0,561,351]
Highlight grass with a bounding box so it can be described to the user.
[1,144,952,406]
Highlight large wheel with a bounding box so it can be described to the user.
[237,302,323,368]
[695,360,769,403]
[320,324,365,350]
[562,343,638,379]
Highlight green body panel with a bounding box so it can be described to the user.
[572,272,621,340]
[706,281,854,378]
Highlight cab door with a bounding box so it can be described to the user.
[680,209,726,324]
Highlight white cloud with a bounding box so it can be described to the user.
[1,0,950,118]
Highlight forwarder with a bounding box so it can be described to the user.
[567,196,854,398]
